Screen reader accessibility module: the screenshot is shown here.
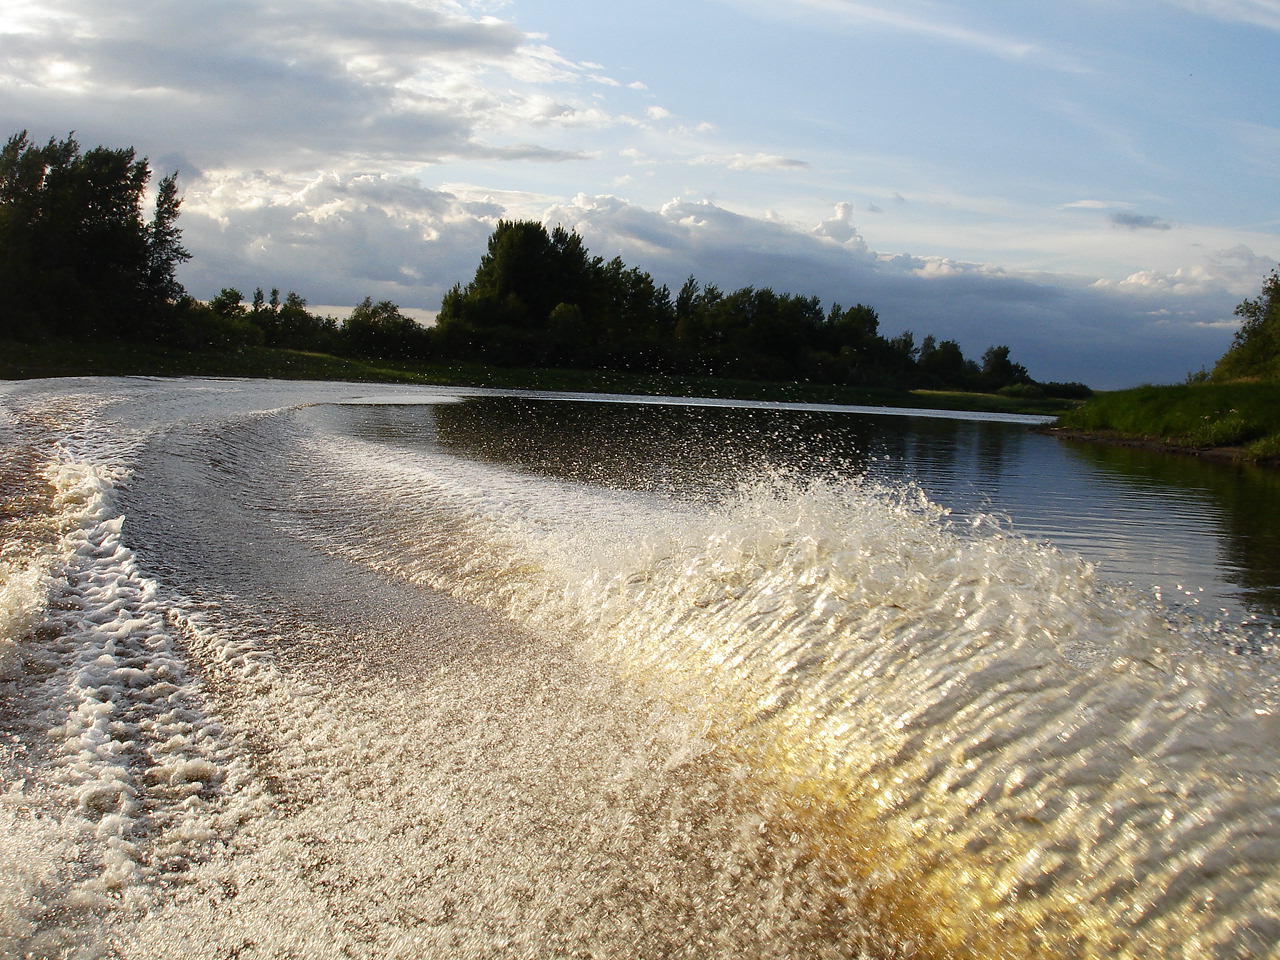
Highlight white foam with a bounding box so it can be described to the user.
[0,394,271,955]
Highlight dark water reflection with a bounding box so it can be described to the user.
[316,396,1280,630]
[1054,438,1280,627]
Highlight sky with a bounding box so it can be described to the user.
[2,0,1278,387]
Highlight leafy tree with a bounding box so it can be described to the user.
[209,287,246,317]
[145,172,190,307]
[0,130,190,341]
[342,296,427,359]
[919,338,973,388]
[979,344,1030,391]
[436,219,1049,392]
[1213,267,1280,381]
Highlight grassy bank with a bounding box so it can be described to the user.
[1053,382,1280,460]
[0,337,1078,417]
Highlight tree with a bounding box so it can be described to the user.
[144,172,190,307]
[919,338,973,388]
[342,296,427,359]
[435,218,1053,390]
[0,130,189,340]
[979,344,1030,391]
[209,288,246,317]
[1213,267,1280,381]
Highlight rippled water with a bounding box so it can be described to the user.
[1,378,1278,960]
[324,394,1280,631]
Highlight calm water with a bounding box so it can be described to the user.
[319,393,1280,634]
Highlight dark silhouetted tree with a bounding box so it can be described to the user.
[0,130,190,341]
[979,344,1030,391]
[435,219,1050,391]
[342,296,428,359]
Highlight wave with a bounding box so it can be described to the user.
[283,404,1280,959]
[4,385,1278,958]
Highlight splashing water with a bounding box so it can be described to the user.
[289,415,1280,959]
[2,382,1278,959]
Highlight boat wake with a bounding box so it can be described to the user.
[0,383,1277,959]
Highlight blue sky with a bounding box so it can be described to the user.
[2,0,1277,386]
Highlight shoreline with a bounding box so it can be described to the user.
[0,337,1077,419]
[1038,425,1273,466]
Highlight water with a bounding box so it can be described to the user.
[1,377,1277,959]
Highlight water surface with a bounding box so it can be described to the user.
[320,393,1280,631]
[2,378,1277,960]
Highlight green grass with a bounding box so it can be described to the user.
[0,337,1079,417]
[1055,382,1280,460]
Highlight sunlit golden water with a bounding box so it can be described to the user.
[280,403,1280,959]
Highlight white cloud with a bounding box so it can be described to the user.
[0,0,637,173]
[1107,244,1276,296]
[813,202,869,250]
[537,193,1242,386]
[180,169,500,308]
[692,153,809,172]
[1063,199,1131,210]
[167,174,1251,386]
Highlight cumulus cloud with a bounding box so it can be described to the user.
[167,175,1248,386]
[1107,243,1275,296]
[0,0,629,172]
[813,202,869,249]
[179,169,499,308]
[1111,212,1173,231]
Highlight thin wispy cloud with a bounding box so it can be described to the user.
[693,153,810,172]
[729,0,1084,69]
[1161,0,1280,30]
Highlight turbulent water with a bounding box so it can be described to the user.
[1,377,1278,959]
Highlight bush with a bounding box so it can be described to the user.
[998,382,1046,399]
[1041,381,1093,400]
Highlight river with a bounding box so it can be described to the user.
[1,376,1276,959]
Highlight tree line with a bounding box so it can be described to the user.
[0,131,430,361]
[2,130,1093,396]
[434,219,1087,396]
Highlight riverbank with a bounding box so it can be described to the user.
[0,337,1078,417]
[1049,381,1280,463]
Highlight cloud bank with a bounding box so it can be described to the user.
[181,167,1247,388]
[536,196,1241,387]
